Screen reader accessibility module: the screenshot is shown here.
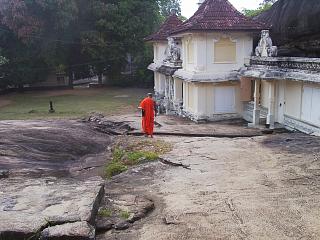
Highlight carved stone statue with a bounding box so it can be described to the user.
[165,37,181,63]
[255,30,278,57]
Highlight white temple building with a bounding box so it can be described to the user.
[145,0,320,135]
[146,0,266,121]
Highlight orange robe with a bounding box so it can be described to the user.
[139,97,156,135]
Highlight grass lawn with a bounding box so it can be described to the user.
[0,87,151,120]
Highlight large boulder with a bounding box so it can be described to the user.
[0,177,105,240]
[255,0,320,57]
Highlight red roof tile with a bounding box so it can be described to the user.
[145,14,183,42]
[171,0,268,34]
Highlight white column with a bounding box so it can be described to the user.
[154,73,159,93]
[252,79,261,126]
[165,76,170,99]
[174,78,182,101]
[194,83,206,119]
[184,82,188,111]
[159,74,165,96]
[194,34,206,72]
[267,80,276,129]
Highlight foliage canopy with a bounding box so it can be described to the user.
[243,0,277,18]
[0,0,181,88]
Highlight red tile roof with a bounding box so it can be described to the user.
[171,0,268,34]
[145,14,183,42]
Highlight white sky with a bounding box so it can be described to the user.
[181,0,263,18]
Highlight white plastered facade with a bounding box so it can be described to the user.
[171,32,253,121]
[244,78,320,135]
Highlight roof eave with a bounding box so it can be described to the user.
[170,27,270,36]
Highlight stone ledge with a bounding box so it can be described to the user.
[284,115,320,136]
[0,177,105,240]
[40,222,95,240]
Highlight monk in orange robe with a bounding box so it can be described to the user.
[139,93,157,138]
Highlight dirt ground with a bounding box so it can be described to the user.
[98,132,320,240]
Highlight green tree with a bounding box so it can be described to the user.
[80,0,161,86]
[243,1,277,17]
[0,0,80,88]
[0,0,181,88]
[158,0,181,18]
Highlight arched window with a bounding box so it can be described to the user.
[214,37,237,63]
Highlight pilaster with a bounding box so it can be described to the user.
[252,79,261,126]
[267,80,276,129]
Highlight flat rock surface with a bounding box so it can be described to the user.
[106,114,266,137]
[96,194,154,233]
[41,221,95,240]
[98,133,320,240]
[0,176,104,239]
[0,120,112,178]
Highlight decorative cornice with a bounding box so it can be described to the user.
[250,56,320,72]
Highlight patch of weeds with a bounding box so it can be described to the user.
[105,139,169,179]
[119,210,130,220]
[143,151,159,161]
[113,147,125,161]
[126,151,159,165]
[105,160,128,179]
[98,208,112,218]
[127,139,172,155]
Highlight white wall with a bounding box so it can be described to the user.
[153,42,167,65]
[301,84,320,126]
[183,81,241,118]
[285,81,302,119]
[180,32,253,73]
[174,78,183,101]
[260,80,269,108]
[159,74,166,95]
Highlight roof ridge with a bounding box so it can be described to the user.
[144,14,183,42]
[171,0,268,34]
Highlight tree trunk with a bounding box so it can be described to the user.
[68,72,74,89]
[98,73,103,85]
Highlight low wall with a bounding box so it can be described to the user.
[284,115,320,136]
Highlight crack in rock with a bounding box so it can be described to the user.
[159,158,191,170]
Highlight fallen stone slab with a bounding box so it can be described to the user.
[40,222,95,240]
[96,194,154,233]
[0,176,105,240]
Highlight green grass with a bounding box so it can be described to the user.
[105,160,128,179]
[98,208,113,218]
[119,210,130,220]
[127,151,159,165]
[0,88,149,120]
[105,147,160,178]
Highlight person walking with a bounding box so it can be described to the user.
[139,93,157,138]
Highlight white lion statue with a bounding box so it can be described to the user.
[255,30,278,57]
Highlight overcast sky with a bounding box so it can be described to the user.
[181,0,263,18]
